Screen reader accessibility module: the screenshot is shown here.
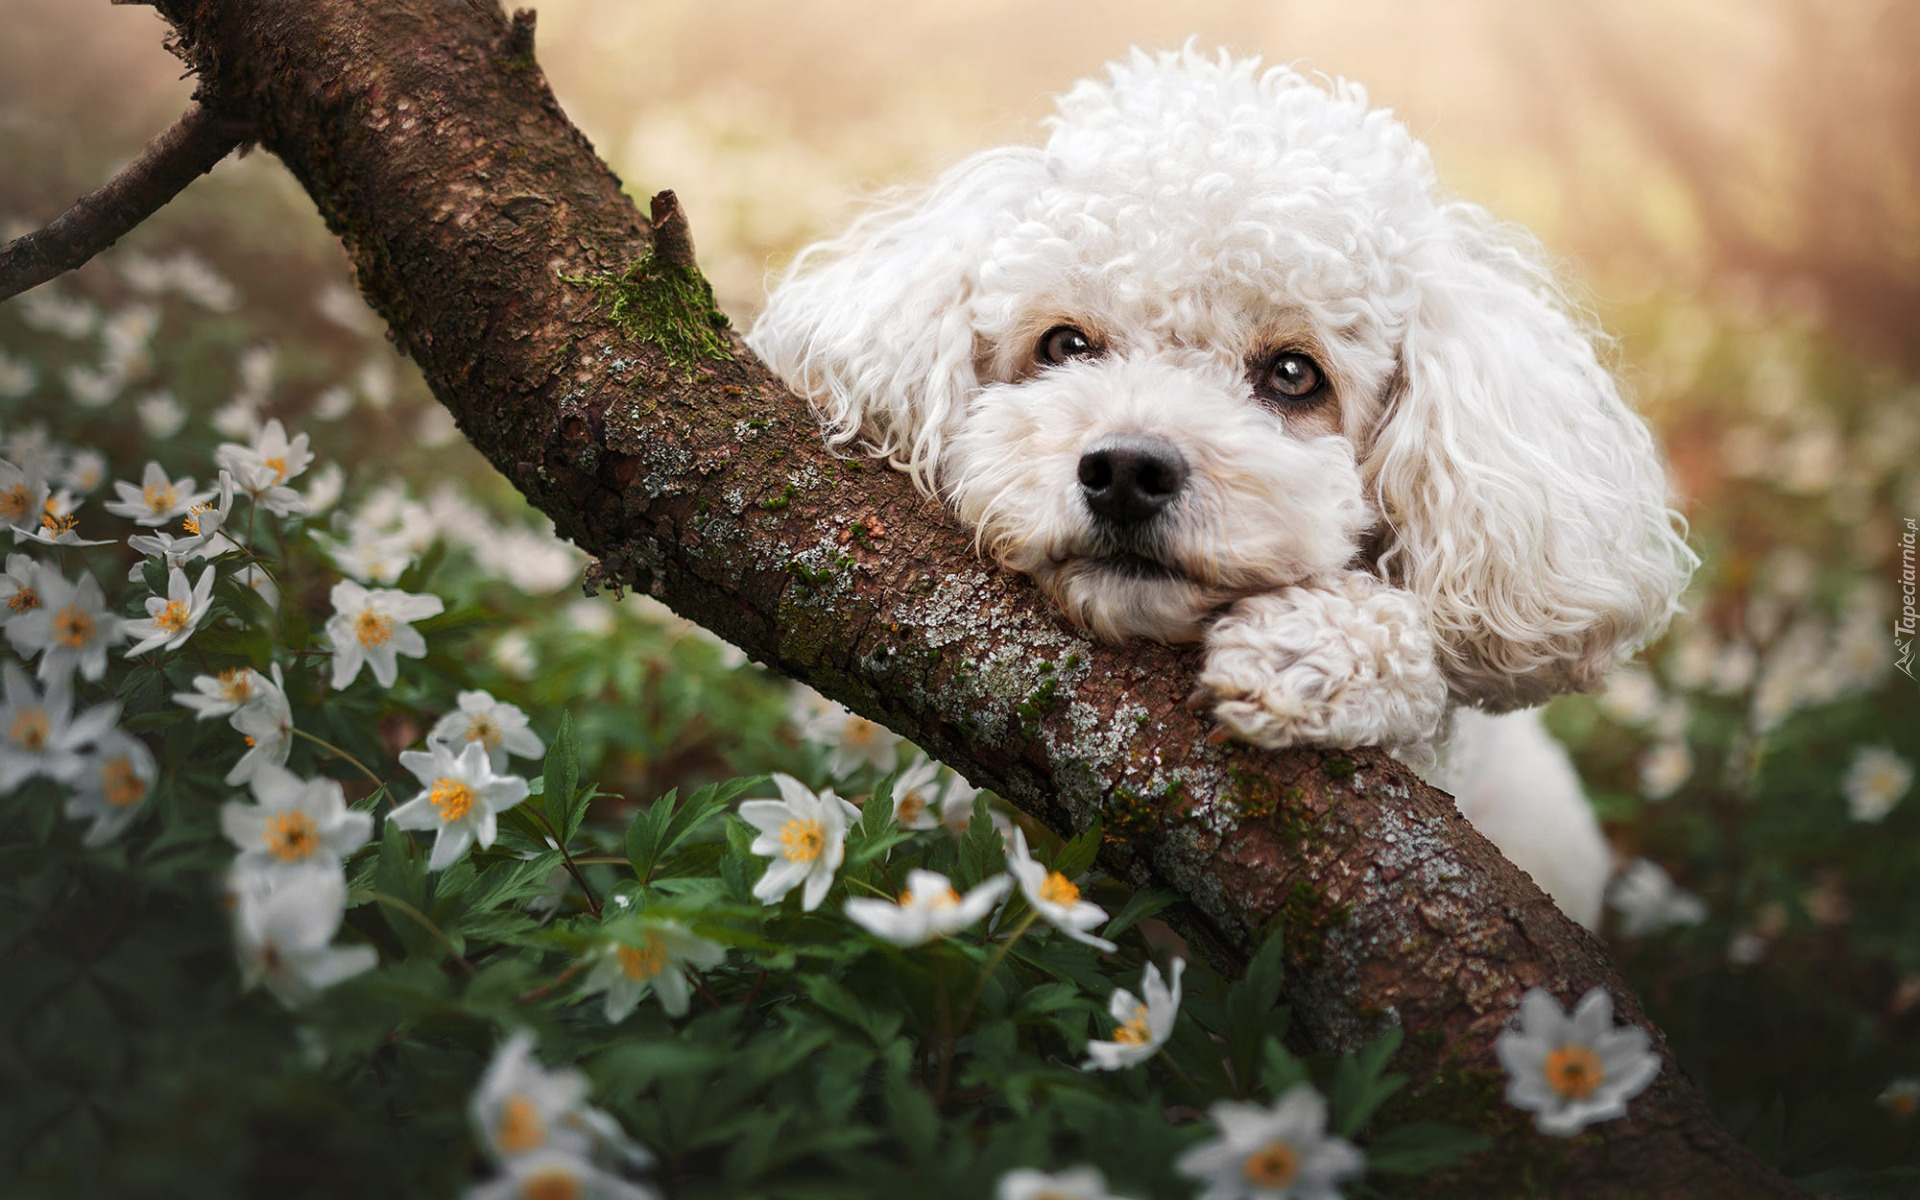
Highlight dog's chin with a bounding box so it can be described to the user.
[1034,556,1218,644]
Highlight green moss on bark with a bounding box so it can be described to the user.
[570,250,733,376]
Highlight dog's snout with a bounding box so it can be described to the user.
[1078,434,1188,526]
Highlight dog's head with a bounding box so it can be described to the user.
[749,48,1695,709]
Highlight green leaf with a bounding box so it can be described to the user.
[1260,1038,1311,1097]
[1053,820,1102,881]
[1099,887,1175,940]
[1327,1027,1406,1137]
[542,711,579,841]
[1227,926,1291,1094]
[1361,1120,1491,1174]
[800,974,905,1046]
[863,771,899,839]
[721,816,759,902]
[957,794,1004,886]
[629,776,760,884]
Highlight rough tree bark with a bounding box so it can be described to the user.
[115,1,1801,1195]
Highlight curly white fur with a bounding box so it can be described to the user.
[748,48,1696,925]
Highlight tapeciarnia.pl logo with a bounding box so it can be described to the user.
[1898,516,1916,680]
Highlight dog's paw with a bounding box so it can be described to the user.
[1196,574,1448,752]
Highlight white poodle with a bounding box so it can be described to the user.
[747,48,1695,927]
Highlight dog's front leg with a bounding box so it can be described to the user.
[1193,571,1448,755]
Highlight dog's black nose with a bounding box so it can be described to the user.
[1078,434,1188,527]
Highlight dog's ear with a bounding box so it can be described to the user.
[747,148,1049,495]
[1364,205,1697,710]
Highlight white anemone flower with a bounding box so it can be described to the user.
[388,739,530,870]
[136,390,187,439]
[1877,1078,1920,1121]
[180,470,237,543]
[63,729,158,846]
[102,461,212,527]
[231,865,378,1008]
[889,757,946,830]
[1007,826,1115,951]
[787,685,901,777]
[215,417,313,516]
[844,868,1011,947]
[1176,1085,1365,1200]
[124,564,218,657]
[323,579,443,689]
[58,449,107,495]
[1495,987,1661,1136]
[1,553,45,653]
[316,529,417,585]
[997,1166,1132,1200]
[0,666,116,791]
[1606,859,1708,938]
[12,569,124,685]
[429,689,545,773]
[1843,747,1913,824]
[1082,958,1185,1071]
[464,1150,658,1200]
[174,665,271,719]
[0,347,36,400]
[0,457,48,534]
[739,773,859,911]
[581,919,727,1021]
[222,762,373,873]
[225,666,295,786]
[14,491,114,549]
[1637,741,1694,801]
[470,1031,654,1169]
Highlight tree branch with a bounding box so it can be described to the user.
[0,102,244,302]
[141,2,1802,1195]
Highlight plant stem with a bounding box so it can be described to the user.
[291,727,386,791]
[529,806,601,918]
[354,888,474,973]
[958,908,1038,1028]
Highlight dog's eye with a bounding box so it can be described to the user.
[1038,325,1099,366]
[1254,351,1327,408]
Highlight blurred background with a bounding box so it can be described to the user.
[2,0,1916,1189]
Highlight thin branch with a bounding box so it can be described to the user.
[0,103,245,302]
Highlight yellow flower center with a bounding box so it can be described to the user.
[217,668,255,705]
[1243,1140,1301,1189]
[520,1168,582,1200]
[1038,871,1080,906]
[780,817,824,863]
[102,756,146,808]
[355,608,394,648]
[895,790,928,824]
[41,509,77,537]
[430,778,474,823]
[0,483,29,521]
[1544,1044,1605,1101]
[53,605,93,648]
[11,709,50,752]
[465,714,503,749]
[1111,1004,1153,1045]
[264,811,320,862]
[619,934,669,981]
[155,599,191,634]
[143,481,179,514]
[264,455,288,484]
[1889,1091,1919,1119]
[844,717,877,746]
[494,1093,545,1155]
[7,585,39,614]
[182,501,214,535]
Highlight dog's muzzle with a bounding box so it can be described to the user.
[1077,433,1187,527]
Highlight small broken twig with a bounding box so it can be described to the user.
[0,103,245,302]
[648,189,697,270]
